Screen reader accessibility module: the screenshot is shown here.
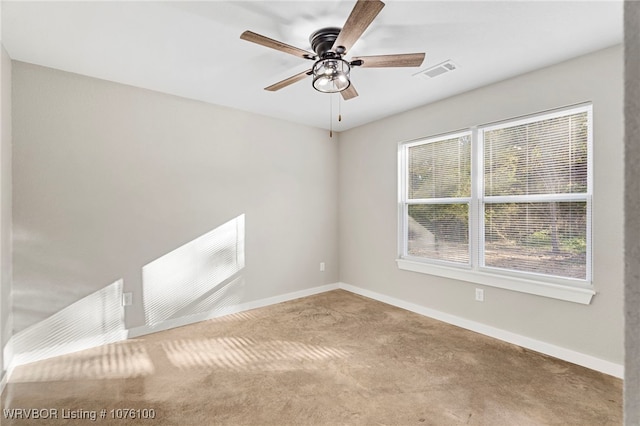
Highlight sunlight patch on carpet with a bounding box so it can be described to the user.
[161,336,349,371]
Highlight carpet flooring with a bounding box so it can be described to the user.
[1,289,622,425]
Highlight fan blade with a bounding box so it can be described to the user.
[341,84,359,100]
[241,31,316,60]
[352,53,425,68]
[265,69,312,92]
[332,0,385,54]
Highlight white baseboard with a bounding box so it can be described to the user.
[337,282,624,379]
[1,313,13,394]
[1,337,14,395]
[10,330,129,368]
[127,283,340,338]
[0,370,6,395]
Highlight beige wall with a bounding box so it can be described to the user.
[0,45,12,381]
[339,45,624,364]
[11,62,339,333]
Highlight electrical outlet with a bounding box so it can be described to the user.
[320,262,325,272]
[122,292,133,306]
[475,288,484,302]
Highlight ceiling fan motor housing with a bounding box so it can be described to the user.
[310,27,342,58]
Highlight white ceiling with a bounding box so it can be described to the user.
[1,1,623,131]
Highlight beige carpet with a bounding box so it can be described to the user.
[1,290,622,425]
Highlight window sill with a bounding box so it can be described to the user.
[396,258,595,304]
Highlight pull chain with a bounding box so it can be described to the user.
[338,94,342,122]
[329,94,333,138]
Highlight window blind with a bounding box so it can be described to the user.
[484,112,589,197]
[481,110,590,280]
[406,133,471,264]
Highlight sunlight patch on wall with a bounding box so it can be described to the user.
[142,214,245,326]
[9,341,153,383]
[161,336,350,372]
[8,280,127,368]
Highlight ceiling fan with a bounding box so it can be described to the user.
[240,0,425,101]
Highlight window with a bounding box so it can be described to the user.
[404,131,472,265]
[398,105,594,303]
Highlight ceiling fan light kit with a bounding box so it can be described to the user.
[309,27,351,93]
[312,58,351,93]
[240,0,426,101]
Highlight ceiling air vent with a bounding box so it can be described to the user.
[415,60,458,79]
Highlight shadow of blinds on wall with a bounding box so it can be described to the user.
[142,214,245,326]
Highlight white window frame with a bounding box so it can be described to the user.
[397,104,595,304]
